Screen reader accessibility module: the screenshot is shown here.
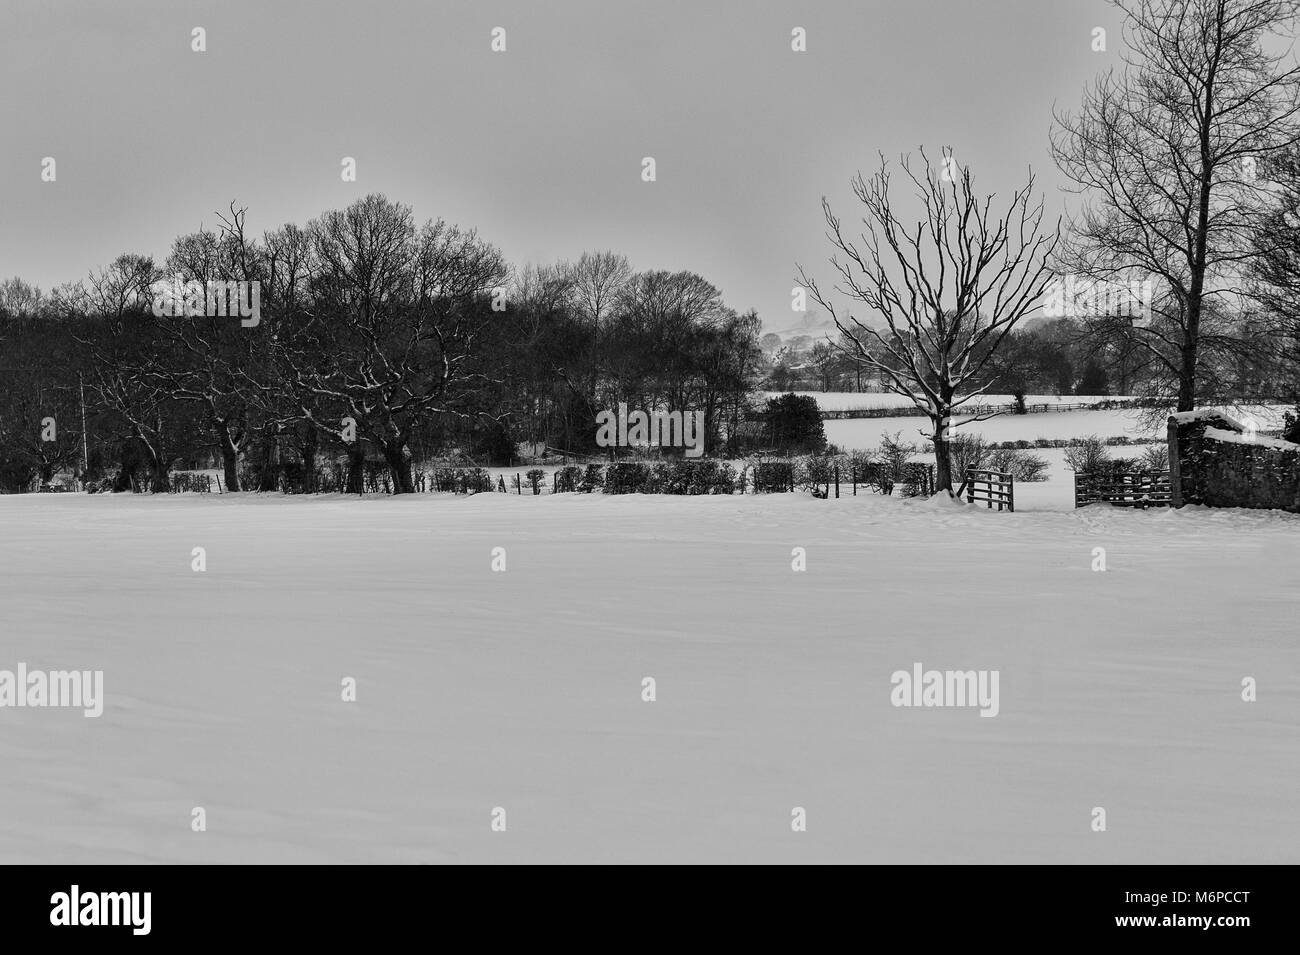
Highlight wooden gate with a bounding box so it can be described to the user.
[957,468,1014,512]
[1074,470,1171,508]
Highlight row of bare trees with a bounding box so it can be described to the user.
[0,196,761,493]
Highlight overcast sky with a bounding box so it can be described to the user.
[0,0,1124,331]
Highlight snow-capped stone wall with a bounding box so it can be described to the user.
[1168,412,1300,512]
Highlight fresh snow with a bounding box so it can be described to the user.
[1169,409,1244,426]
[1,492,1296,863]
[1202,427,1299,452]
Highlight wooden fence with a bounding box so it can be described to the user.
[956,468,1014,512]
[1074,470,1172,508]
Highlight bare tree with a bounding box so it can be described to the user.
[280,194,508,493]
[1052,0,1300,411]
[798,149,1059,492]
[570,251,631,328]
[1245,145,1300,402]
[75,254,192,492]
[144,207,266,492]
[509,261,577,448]
[807,341,842,391]
[0,277,44,316]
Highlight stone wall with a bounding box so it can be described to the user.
[1168,410,1300,512]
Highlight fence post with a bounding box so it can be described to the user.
[834,464,839,498]
[1007,473,1015,513]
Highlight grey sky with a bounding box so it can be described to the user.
[0,0,1122,330]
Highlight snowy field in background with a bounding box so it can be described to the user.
[824,408,1163,447]
[762,392,1127,412]
[1,492,1297,863]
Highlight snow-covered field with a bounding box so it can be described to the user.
[825,408,1162,448]
[764,391,1128,412]
[2,492,1296,863]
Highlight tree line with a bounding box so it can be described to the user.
[0,195,760,493]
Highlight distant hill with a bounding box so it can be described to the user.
[765,312,838,341]
[765,311,890,345]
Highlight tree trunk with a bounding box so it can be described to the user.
[381,438,415,494]
[933,430,953,493]
[218,422,241,492]
[1177,310,1199,412]
[297,426,319,494]
[149,449,170,492]
[346,442,365,495]
[257,426,280,492]
[932,401,954,493]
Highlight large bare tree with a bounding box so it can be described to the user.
[798,149,1059,492]
[1052,0,1300,411]
[280,194,508,493]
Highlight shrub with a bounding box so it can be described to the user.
[462,468,494,493]
[686,459,735,494]
[554,466,582,493]
[763,393,827,453]
[525,468,546,495]
[796,455,837,494]
[897,462,934,497]
[986,447,1050,482]
[604,460,740,495]
[864,463,894,495]
[434,467,494,493]
[1284,409,1300,444]
[847,449,875,471]
[712,462,739,494]
[948,433,988,479]
[752,459,795,492]
[651,461,680,494]
[877,431,915,485]
[1064,436,1110,473]
[579,463,604,493]
[604,462,650,494]
[1140,444,1170,471]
